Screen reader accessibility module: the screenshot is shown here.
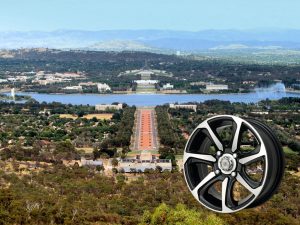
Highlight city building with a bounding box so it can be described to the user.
[97,83,111,93]
[63,86,83,91]
[169,103,197,112]
[81,158,103,167]
[62,158,103,167]
[134,80,158,85]
[33,71,85,85]
[0,79,7,83]
[95,103,123,111]
[162,83,174,90]
[137,70,154,77]
[79,82,97,86]
[118,153,172,173]
[190,81,208,86]
[206,84,228,91]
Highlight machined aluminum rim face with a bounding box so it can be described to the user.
[183,115,269,213]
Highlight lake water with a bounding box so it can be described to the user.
[7,91,300,106]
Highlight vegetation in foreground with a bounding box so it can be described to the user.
[0,165,300,225]
[0,98,300,224]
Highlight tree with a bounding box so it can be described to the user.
[139,203,225,225]
[111,158,119,168]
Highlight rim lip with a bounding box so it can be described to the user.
[183,115,268,213]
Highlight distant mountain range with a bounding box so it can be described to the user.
[1,29,300,52]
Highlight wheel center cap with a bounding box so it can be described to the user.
[218,153,236,174]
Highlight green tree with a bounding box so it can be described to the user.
[139,203,225,225]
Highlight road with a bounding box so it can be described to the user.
[132,108,158,151]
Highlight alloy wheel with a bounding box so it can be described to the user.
[183,115,284,213]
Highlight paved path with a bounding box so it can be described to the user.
[132,108,158,151]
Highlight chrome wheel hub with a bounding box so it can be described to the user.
[218,154,236,174]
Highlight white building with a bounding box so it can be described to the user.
[15,76,28,82]
[118,153,172,173]
[95,103,123,111]
[206,84,228,91]
[81,158,103,167]
[134,80,158,85]
[169,103,197,112]
[0,79,7,83]
[119,159,172,173]
[97,83,111,93]
[63,86,83,91]
[11,88,15,99]
[137,70,154,77]
[7,78,17,82]
[162,83,174,90]
[190,81,208,86]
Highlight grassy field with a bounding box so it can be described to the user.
[175,154,183,160]
[59,114,113,120]
[283,146,298,155]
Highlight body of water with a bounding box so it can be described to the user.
[6,91,300,106]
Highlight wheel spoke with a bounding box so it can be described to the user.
[200,121,223,151]
[231,117,243,152]
[191,172,216,200]
[239,150,264,165]
[236,173,261,196]
[183,153,216,164]
[222,178,233,212]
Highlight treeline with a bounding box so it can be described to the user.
[93,106,136,158]
[112,106,136,147]
[155,106,186,159]
[0,100,114,116]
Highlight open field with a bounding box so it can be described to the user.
[59,113,113,120]
[83,113,113,120]
[59,114,78,119]
[76,147,94,154]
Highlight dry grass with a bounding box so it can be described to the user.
[83,114,113,120]
[294,172,300,177]
[59,113,113,120]
[59,114,78,119]
[76,147,94,153]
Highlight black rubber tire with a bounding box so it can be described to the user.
[245,118,285,208]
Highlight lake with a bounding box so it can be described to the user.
[7,91,300,106]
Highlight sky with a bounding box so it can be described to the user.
[0,0,300,31]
